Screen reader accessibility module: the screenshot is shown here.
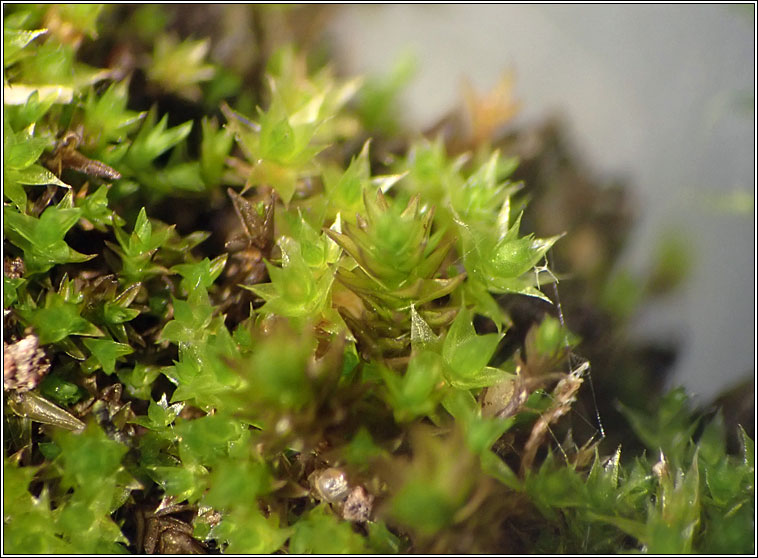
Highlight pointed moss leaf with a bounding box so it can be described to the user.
[647,456,701,553]
[4,133,48,170]
[76,184,124,231]
[441,388,480,422]
[287,127,323,167]
[492,236,543,278]
[166,350,240,410]
[704,458,746,507]
[172,254,228,292]
[102,301,140,325]
[442,307,504,388]
[144,394,184,429]
[461,209,561,301]
[4,167,67,208]
[57,188,76,211]
[133,207,152,245]
[19,291,103,344]
[444,390,514,455]
[699,496,754,553]
[220,103,260,160]
[322,227,361,266]
[260,116,296,162]
[289,90,326,126]
[126,110,192,169]
[372,170,407,194]
[526,460,587,516]
[200,116,234,187]
[452,151,512,224]
[480,273,553,302]
[19,236,94,276]
[7,90,56,131]
[400,137,463,205]
[284,212,328,268]
[3,179,27,209]
[267,46,361,131]
[324,140,371,212]
[460,366,511,392]
[111,210,175,283]
[83,82,145,145]
[245,238,334,318]
[160,292,213,345]
[117,364,162,401]
[148,465,206,503]
[410,304,439,351]
[589,445,622,491]
[36,206,81,245]
[381,351,445,422]
[464,411,513,456]
[585,447,623,514]
[81,338,133,374]
[4,27,48,66]
[16,37,75,85]
[324,213,344,264]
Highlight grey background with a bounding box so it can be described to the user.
[326,5,755,403]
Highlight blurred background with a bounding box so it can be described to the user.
[325,4,755,405]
